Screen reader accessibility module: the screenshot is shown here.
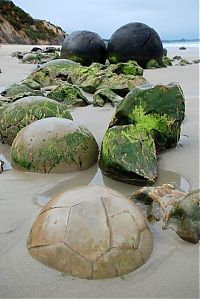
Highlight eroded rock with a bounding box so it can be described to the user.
[27,185,153,279]
[99,124,158,185]
[11,118,98,173]
[0,96,72,145]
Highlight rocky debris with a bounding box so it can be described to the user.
[93,88,122,107]
[99,124,158,185]
[178,59,191,66]
[179,46,186,50]
[27,185,153,279]
[129,184,186,222]
[0,96,72,145]
[61,30,107,66]
[173,55,182,60]
[164,189,200,244]
[129,185,200,244]
[145,59,160,69]
[107,22,163,67]
[47,83,90,107]
[192,59,200,64]
[11,118,99,173]
[23,59,147,104]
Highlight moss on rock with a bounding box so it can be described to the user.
[99,124,158,185]
[11,118,98,173]
[93,88,122,107]
[0,96,72,145]
[1,83,44,101]
[47,83,89,107]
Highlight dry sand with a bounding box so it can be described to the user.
[0,44,199,298]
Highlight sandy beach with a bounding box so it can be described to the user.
[0,44,199,298]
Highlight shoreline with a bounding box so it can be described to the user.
[0,44,199,298]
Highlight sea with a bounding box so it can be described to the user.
[162,40,200,48]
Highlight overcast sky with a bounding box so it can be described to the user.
[12,0,199,40]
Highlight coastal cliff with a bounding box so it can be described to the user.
[0,0,66,44]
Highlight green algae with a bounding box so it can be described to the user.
[93,88,122,107]
[162,56,172,66]
[11,130,98,173]
[1,84,44,101]
[146,59,160,69]
[99,124,158,185]
[47,83,89,107]
[0,98,72,145]
[25,60,146,96]
[110,83,185,127]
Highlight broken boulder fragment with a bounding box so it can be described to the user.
[47,83,89,107]
[164,189,200,244]
[109,83,185,152]
[99,124,158,185]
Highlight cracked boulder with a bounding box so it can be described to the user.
[108,22,163,67]
[109,83,185,152]
[11,118,98,173]
[99,124,158,185]
[61,30,107,66]
[0,96,72,145]
[27,185,153,279]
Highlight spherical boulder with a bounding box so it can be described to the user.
[0,96,72,145]
[27,185,153,279]
[11,118,98,173]
[61,31,107,66]
[108,22,163,67]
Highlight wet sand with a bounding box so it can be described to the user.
[0,45,199,298]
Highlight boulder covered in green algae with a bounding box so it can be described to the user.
[47,83,90,107]
[1,83,44,102]
[0,96,72,145]
[109,83,185,151]
[110,83,185,125]
[11,117,99,173]
[164,190,200,244]
[145,59,160,69]
[99,124,158,185]
[162,56,172,66]
[26,62,79,87]
[25,60,147,96]
[99,74,147,97]
[93,88,122,107]
[107,60,143,76]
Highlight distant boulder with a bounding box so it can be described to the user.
[107,22,163,67]
[179,46,186,50]
[61,31,107,66]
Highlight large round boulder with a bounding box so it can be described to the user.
[11,118,98,173]
[61,31,107,66]
[0,96,72,145]
[27,185,153,279]
[108,22,163,67]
